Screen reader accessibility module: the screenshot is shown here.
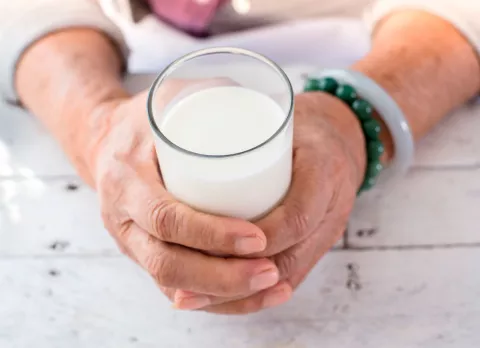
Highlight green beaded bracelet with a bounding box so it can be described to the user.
[303,76,385,193]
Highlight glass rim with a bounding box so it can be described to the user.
[146,47,294,159]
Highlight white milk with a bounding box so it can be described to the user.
[154,86,293,220]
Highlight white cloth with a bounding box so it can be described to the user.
[1,0,479,101]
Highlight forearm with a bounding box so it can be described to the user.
[16,29,128,185]
[353,10,480,162]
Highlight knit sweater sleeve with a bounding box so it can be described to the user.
[365,0,480,58]
[0,0,127,102]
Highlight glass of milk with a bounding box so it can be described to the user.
[147,47,294,221]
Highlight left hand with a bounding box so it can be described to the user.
[174,92,368,314]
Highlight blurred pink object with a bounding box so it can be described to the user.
[146,0,227,33]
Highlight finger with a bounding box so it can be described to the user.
[172,221,344,311]
[125,173,267,255]
[200,281,293,315]
[254,145,332,256]
[173,282,277,310]
[161,286,267,311]
[122,223,279,296]
[172,289,251,311]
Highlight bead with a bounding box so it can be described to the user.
[352,99,373,121]
[335,84,357,105]
[304,78,320,91]
[358,161,383,194]
[360,176,376,192]
[317,77,338,93]
[362,119,381,140]
[366,160,383,178]
[367,140,385,159]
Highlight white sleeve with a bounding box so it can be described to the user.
[0,0,128,102]
[364,0,480,56]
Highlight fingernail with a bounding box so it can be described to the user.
[262,287,290,309]
[235,236,266,254]
[250,268,279,291]
[174,295,211,310]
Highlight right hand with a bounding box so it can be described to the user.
[88,81,289,310]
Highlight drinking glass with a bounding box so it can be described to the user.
[147,47,294,220]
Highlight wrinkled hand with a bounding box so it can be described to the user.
[90,80,293,310]
[175,92,367,314]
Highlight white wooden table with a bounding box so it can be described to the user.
[1,68,480,348]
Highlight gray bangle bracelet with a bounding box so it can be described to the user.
[317,69,415,185]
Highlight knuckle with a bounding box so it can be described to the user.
[145,250,179,287]
[292,213,310,238]
[101,208,128,237]
[100,200,131,236]
[111,223,136,257]
[274,252,299,280]
[286,201,310,239]
[149,199,180,240]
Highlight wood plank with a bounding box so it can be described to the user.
[1,248,479,347]
[348,168,480,248]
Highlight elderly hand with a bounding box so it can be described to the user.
[174,92,367,314]
[90,81,295,309]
